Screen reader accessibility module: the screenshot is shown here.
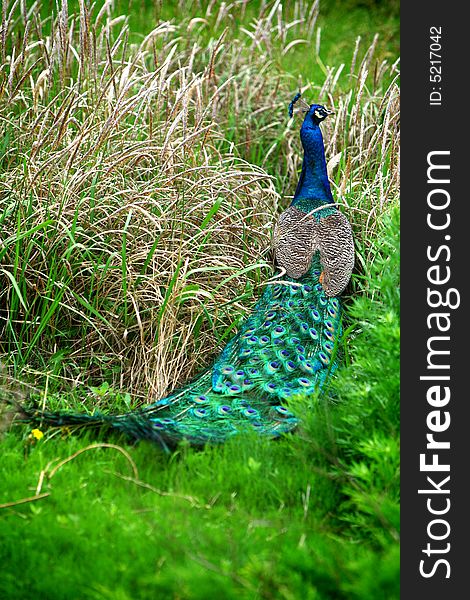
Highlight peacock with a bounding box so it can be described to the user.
[17,94,354,450]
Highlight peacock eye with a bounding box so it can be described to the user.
[314,109,323,119]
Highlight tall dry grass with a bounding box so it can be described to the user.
[0,0,399,404]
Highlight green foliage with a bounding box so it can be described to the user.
[334,207,400,543]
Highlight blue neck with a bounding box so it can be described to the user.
[292,121,334,208]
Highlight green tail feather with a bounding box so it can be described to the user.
[23,254,344,449]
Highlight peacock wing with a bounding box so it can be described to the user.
[315,211,354,297]
[273,206,317,279]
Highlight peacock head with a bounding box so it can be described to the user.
[288,93,333,125]
[306,104,334,124]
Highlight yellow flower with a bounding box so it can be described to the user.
[31,428,44,441]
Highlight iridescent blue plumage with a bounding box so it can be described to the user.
[292,103,335,204]
[21,95,352,449]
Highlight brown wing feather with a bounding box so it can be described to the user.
[273,206,317,278]
[316,211,354,296]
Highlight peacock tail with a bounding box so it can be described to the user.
[20,96,353,450]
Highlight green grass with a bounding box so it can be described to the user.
[0,205,399,599]
[1,1,399,598]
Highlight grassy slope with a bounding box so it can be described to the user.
[0,1,399,598]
